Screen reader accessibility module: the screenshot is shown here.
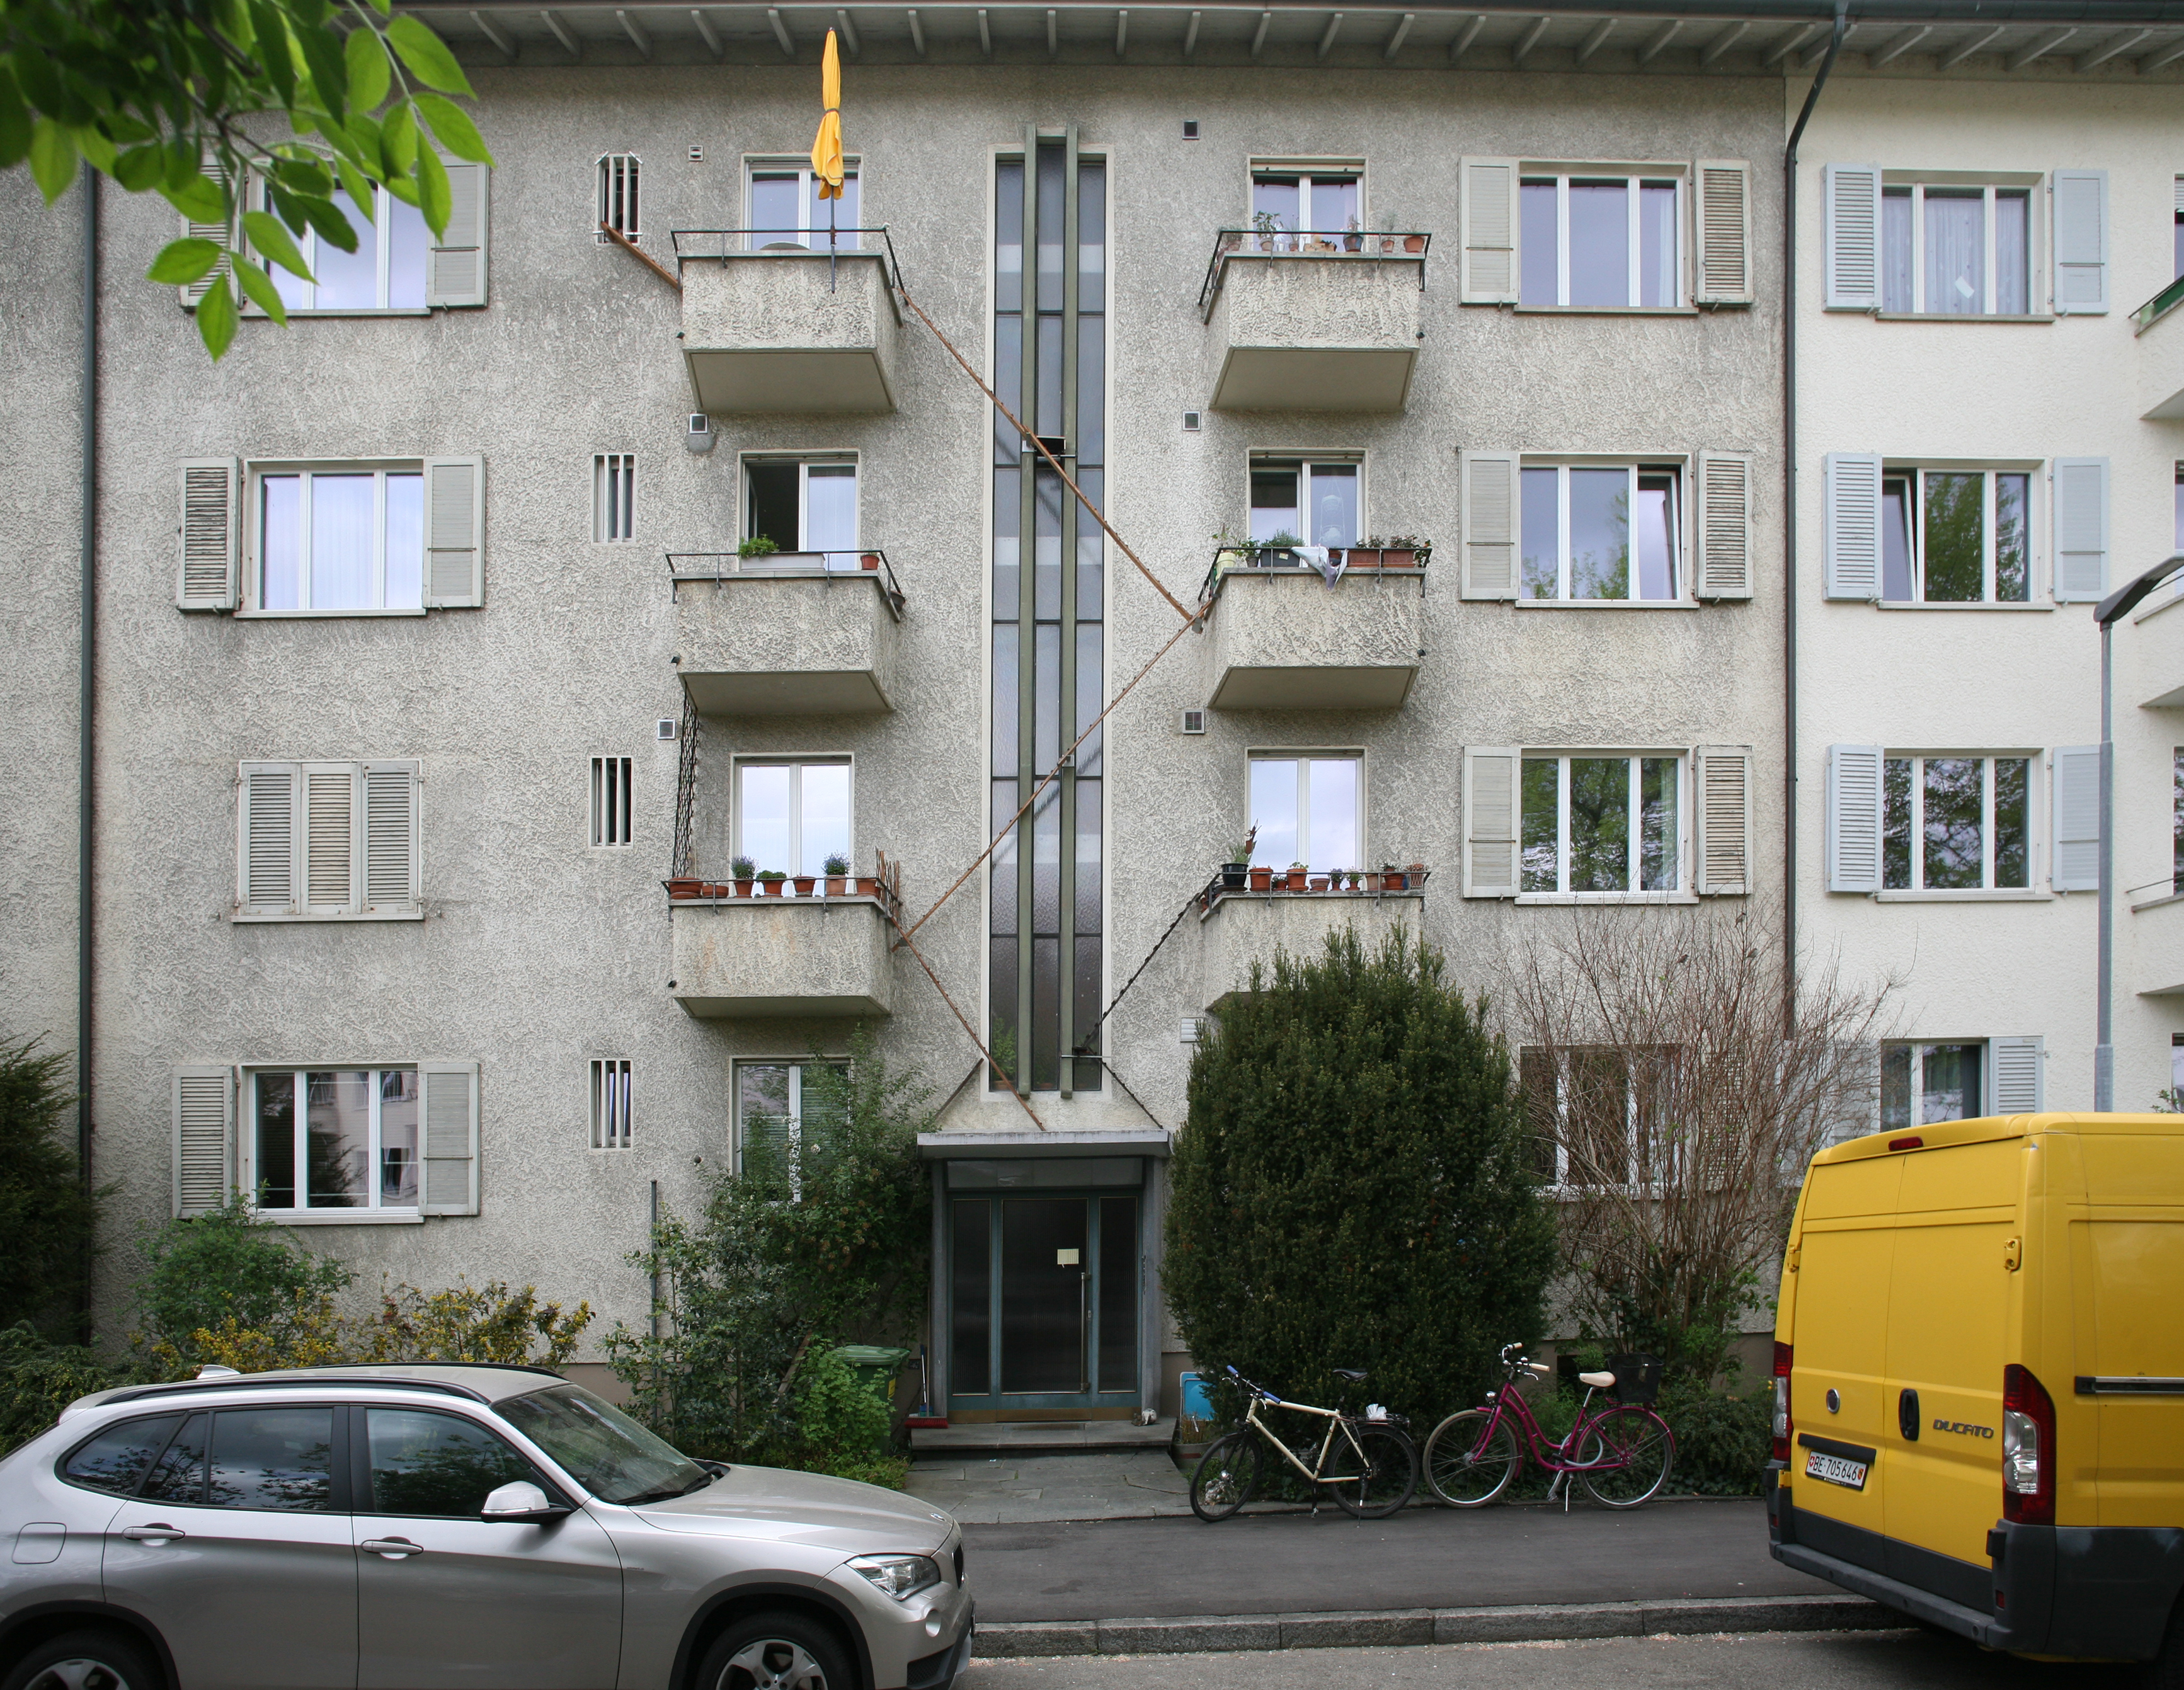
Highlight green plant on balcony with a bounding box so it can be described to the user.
[823,854,851,877]
[732,857,757,881]
[738,535,779,559]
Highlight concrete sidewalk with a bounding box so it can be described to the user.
[906,1451,1194,1524]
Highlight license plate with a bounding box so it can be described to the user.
[1804,1450,1868,1491]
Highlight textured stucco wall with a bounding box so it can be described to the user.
[1200,889,1429,1010]
[681,251,899,354]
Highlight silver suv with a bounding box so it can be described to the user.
[0,1363,970,1690]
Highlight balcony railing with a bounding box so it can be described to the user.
[1198,862,1431,909]
[667,549,905,617]
[671,226,903,282]
[1198,540,1431,605]
[2134,271,2184,335]
[1199,228,1431,321]
[665,854,905,923]
[1197,860,1431,1010]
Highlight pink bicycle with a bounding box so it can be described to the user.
[1422,1343,1675,1509]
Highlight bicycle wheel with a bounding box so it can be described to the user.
[1423,1409,1522,1507]
[1576,1407,1676,1508]
[1190,1432,1265,1522]
[1329,1424,1417,1518]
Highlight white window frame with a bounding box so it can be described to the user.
[1524,1046,1679,1193]
[1517,458,1687,604]
[1246,454,1364,547]
[593,454,636,544]
[243,459,428,617]
[1879,752,2040,897]
[1880,1040,1990,1129]
[744,156,863,249]
[1878,465,2039,605]
[1880,178,2040,316]
[740,454,860,557]
[732,756,854,876]
[733,1057,850,1191]
[1518,751,1692,903]
[1519,166,1684,309]
[1245,750,1365,872]
[590,1058,632,1150]
[597,153,641,243]
[244,1065,423,1221]
[590,756,632,848]
[260,178,429,314]
[1246,159,1366,247]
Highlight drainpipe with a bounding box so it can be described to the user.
[76,169,99,1341]
[1781,0,1847,1023]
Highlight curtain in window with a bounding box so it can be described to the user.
[1924,191,1984,312]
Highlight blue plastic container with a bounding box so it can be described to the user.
[1179,1371,1215,1422]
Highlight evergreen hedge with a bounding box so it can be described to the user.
[1164,927,1558,1428]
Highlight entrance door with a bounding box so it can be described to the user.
[949,1191,1140,1412]
[1002,1199,1087,1393]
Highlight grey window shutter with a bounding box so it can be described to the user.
[2051,170,2108,316]
[179,156,230,309]
[2052,457,2110,602]
[237,762,300,916]
[420,1060,481,1215]
[302,763,360,916]
[1460,157,1519,304]
[178,459,241,610]
[1991,1036,2045,1116]
[423,456,484,607]
[1824,452,1883,600]
[426,164,490,307]
[1692,161,1753,306]
[1463,746,1521,897]
[1460,450,1521,600]
[1695,746,1752,895]
[362,762,421,914]
[1826,744,1885,893]
[1823,164,1881,311]
[173,1065,235,1217]
[2052,745,2100,891]
[1695,452,1753,599]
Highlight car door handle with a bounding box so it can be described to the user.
[360,1538,425,1558]
[121,1524,186,1543]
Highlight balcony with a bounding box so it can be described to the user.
[672,552,904,716]
[1198,231,1429,413]
[2135,273,2184,420]
[2133,884,2184,996]
[674,231,901,415]
[1199,865,1429,1011]
[667,865,903,1018]
[1198,547,1429,711]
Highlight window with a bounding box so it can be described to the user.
[1880,185,2031,314]
[1882,1042,1984,1129]
[2175,178,2183,280]
[252,1068,420,1213]
[597,154,640,242]
[593,455,635,542]
[268,183,428,312]
[744,458,859,557]
[365,1408,544,1516]
[1249,459,1359,546]
[1521,173,1679,307]
[1520,1046,1676,1187]
[735,1059,847,1185]
[63,1415,186,1497]
[590,1059,631,1151]
[256,466,423,611]
[734,759,850,877]
[236,760,419,920]
[590,757,632,847]
[1248,754,1361,873]
[748,160,860,249]
[1880,469,2030,602]
[2173,749,2183,896]
[1249,165,1361,248]
[1521,755,1683,895]
[1521,463,1680,601]
[1882,756,2032,891]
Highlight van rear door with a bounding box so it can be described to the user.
[2076,1126,2184,1529]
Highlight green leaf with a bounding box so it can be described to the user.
[27,120,79,203]
[346,26,393,111]
[379,99,417,174]
[231,254,290,325]
[294,16,350,123]
[161,172,229,224]
[386,15,475,96]
[413,93,492,166]
[333,153,377,214]
[249,0,298,108]
[266,183,309,236]
[114,144,167,192]
[382,169,420,210]
[147,238,222,285]
[243,210,313,280]
[165,138,206,191]
[296,192,360,253]
[0,71,30,171]
[197,275,239,359]
[415,143,450,239]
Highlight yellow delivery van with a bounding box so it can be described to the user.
[1768,1112,2184,1665]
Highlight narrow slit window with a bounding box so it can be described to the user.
[590,757,632,848]
[593,454,635,543]
[590,1059,632,1150]
[597,154,641,243]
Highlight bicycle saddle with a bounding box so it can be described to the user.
[1333,1368,1367,1383]
[1579,1371,1616,1389]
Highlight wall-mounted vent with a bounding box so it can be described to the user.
[685,413,716,455]
[1182,120,1200,140]
[1182,411,1203,433]
[597,153,641,243]
[688,144,704,163]
[1179,1017,1201,1043]
[656,717,680,742]
[1179,708,1208,736]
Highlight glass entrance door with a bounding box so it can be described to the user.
[948,1191,1138,1412]
[1002,1199,1085,1393]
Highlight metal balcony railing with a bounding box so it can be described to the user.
[670,226,903,288]
[665,851,906,922]
[1198,861,1431,912]
[1199,227,1431,319]
[2134,271,2184,335]
[1198,540,1432,605]
[666,549,905,617]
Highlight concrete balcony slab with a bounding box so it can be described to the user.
[670,894,895,1017]
[1202,244,1426,413]
[673,566,901,715]
[1200,881,1427,1011]
[680,249,900,414]
[2134,891,2184,996]
[1201,563,1425,711]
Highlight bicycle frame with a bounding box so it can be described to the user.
[1240,1392,1378,1487]
[1470,1374,1633,1476]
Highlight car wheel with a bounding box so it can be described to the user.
[697,1613,854,1690]
[1,1629,160,1690]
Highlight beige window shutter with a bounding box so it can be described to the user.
[237,762,300,916]
[1694,745,1752,896]
[362,763,422,913]
[179,156,231,309]
[1463,746,1521,897]
[1691,161,1753,305]
[426,164,490,307]
[172,1065,236,1217]
[302,763,360,916]
[423,456,485,607]
[1695,452,1754,600]
[419,1061,481,1216]
[1460,450,1521,600]
[178,458,241,610]
[1459,157,1519,304]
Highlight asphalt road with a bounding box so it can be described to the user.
[963,1499,1834,1622]
[958,1628,2139,1689]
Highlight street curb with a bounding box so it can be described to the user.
[971,1594,1898,1657]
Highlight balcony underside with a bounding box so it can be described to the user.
[675,574,899,716]
[682,670,892,715]
[1209,346,1417,413]
[684,348,896,415]
[672,900,893,1018]
[1202,568,1426,711]
[1208,662,1416,711]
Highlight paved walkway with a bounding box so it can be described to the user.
[907,1451,1194,1524]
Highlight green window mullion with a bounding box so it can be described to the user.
[1014,128,1040,1092]
[1058,126,1080,1099]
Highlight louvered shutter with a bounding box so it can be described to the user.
[1826,744,1885,893]
[178,459,241,610]
[2052,457,2110,602]
[1463,746,1521,898]
[302,763,360,916]
[237,762,300,916]
[1692,161,1752,305]
[1460,157,1519,304]
[426,164,489,307]
[1695,452,1753,599]
[2051,170,2108,315]
[178,156,231,309]
[422,456,484,607]
[1823,164,1882,311]
[173,1065,235,1217]
[2052,745,2100,892]
[419,1060,481,1215]
[1695,746,1752,895]
[1460,450,1520,599]
[1991,1036,2044,1116]
[362,762,421,914]
[1824,452,1883,600]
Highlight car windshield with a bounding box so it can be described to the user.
[495,1383,712,1505]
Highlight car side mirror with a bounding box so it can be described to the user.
[481,1481,569,1522]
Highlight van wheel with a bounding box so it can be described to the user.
[0,1628,161,1690]
[696,1613,853,1690]
[2146,1600,2184,1690]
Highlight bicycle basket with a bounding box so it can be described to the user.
[1605,1354,1663,1406]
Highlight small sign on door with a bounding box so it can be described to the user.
[1056,1248,1081,1265]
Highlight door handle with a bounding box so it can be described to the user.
[360,1538,425,1558]
[121,1524,186,1543]
[1898,1388,1921,1441]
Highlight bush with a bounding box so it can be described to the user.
[0,1325,131,1458]
[1164,926,1559,1429]
[0,1037,101,1342]
[1655,1373,1771,1496]
[131,1195,353,1369]
[788,1347,908,1490]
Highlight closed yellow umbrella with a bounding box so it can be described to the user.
[811,28,845,207]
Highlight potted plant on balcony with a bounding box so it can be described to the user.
[738,535,779,568]
[1286,861,1310,892]
[1344,217,1364,254]
[792,871,817,896]
[732,857,756,897]
[1248,863,1273,893]
[824,853,852,896]
[1221,827,1254,891]
[668,876,702,899]
[1345,869,1364,891]
[1378,862,1407,891]
[1251,208,1283,254]
[1383,535,1421,570]
[859,553,881,571]
[1308,872,1330,892]
[757,869,787,895]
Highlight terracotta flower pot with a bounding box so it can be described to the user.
[1384,548,1415,570]
[826,876,849,896]
[759,877,786,895]
[860,553,881,571]
[1286,868,1310,892]
[668,877,701,899]
[733,879,754,898]
[1404,234,1426,254]
[857,876,879,898]
[793,876,816,896]
[1249,866,1273,892]
[1344,232,1363,253]
[1382,871,1407,891]
[1309,875,1330,892]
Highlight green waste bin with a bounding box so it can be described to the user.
[828,1345,913,1456]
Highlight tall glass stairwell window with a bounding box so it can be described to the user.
[992,134,1106,1096]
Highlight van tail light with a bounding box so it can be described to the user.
[2002,1364,2055,1526]
[1772,1341,1793,1464]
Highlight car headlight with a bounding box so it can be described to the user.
[847,1554,942,1601]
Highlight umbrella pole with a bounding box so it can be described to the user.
[829,195,838,292]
